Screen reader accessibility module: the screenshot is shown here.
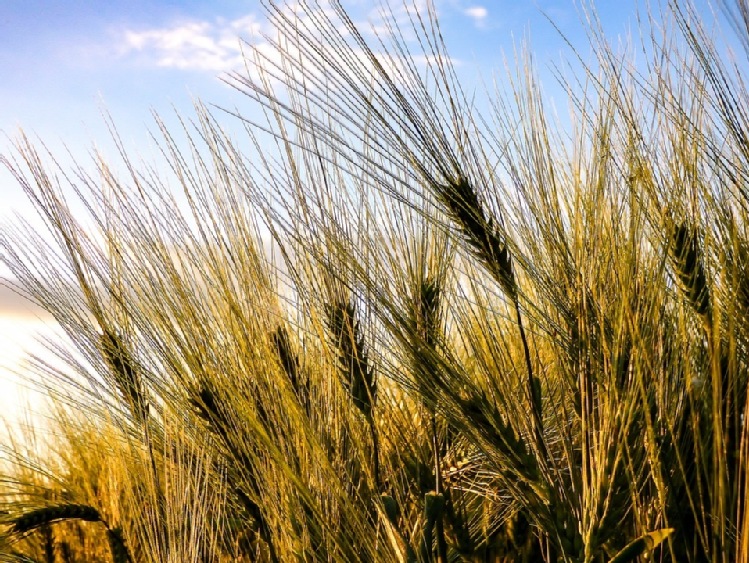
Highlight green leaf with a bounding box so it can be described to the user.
[609,529,674,563]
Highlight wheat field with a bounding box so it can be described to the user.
[1,0,749,561]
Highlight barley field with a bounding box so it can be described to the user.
[1,0,748,561]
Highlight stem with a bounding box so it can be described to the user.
[513,297,549,467]
[367,411,381,491]
[432,415,442,495]
[432,415,448,563]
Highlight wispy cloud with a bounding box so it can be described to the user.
[464,6,489,27]
[119,14,264,72]
[115,4,461,83]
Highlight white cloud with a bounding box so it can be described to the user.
[119,14,264,72]
[464,5,488,27]
[115,4,461,89]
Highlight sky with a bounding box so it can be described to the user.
[0,0,726,427]
[1,0,716,220]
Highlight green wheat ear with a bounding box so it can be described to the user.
[671,222,711,317]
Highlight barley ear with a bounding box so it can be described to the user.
[106,527,133,563]
[325,299,382,489]
[434,176,517,300]
[191,384,226,430]
[11,504,102,536]
[324,300,376,418]
[434,175,546,458]
[374,494,414,562]
[190,388,279,563]
[415,277,441,349]
[671,223,711,317]
[100,329,148,425]
[609,528,674,563]
[271,325,310,414]
[421,492,445,560]
[407,277,443,407]
[460,394,538,481]
[381,494,399,527]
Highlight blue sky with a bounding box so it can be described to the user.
[2,0,720,220]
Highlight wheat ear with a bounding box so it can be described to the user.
[325,299,381,489]
[100,329,148,425]
[671,222,711,318]
[10,504,133,563]
[434,175,546,464]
